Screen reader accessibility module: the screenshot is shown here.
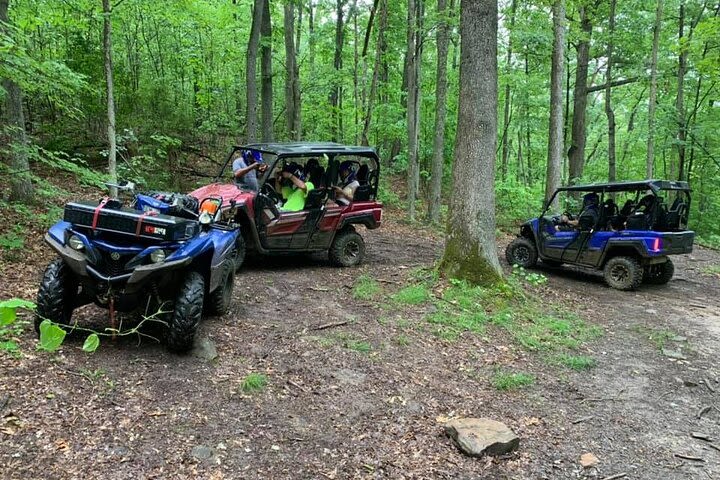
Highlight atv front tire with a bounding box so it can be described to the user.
[166,271,204,353]
[207,260,234,315]
[644,258,674,285]
[505,237,538,268]
[329,228,366,267]
[604,256,643,291]
[35,258,77,333]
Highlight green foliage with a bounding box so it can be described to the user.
[509,311,602,352]
[352,275,381,300]
[82,333,100,353]
[0,227,25,259]
[240,373,268,393]
[37,319,66,353]
[345,339,372,353]
[631,325,677,351]
[554,354,596,370]
[491,370,534,391]
[395,335,410,346]
[392,284,431,305]
[511,265,548,286]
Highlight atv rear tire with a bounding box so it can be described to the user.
[207,260,234,315]
[505,237,538,268]
[329,228,366,267]
[233,235,246,273]
[35,258,77,333]
[644,258,674,285]
[604,256,643,291]
[166,271,204,353]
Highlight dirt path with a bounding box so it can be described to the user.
[2,222,720,479]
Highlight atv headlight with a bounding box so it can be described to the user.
[150,249,167,263]
[199,211,213,225]
[68,234,84,251]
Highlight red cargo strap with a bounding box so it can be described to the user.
[135,210,157,237]
[91,197,109,230]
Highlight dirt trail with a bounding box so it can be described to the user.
[1,223,720,479]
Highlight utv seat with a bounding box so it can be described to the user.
[352,164,373,202]
[305,188,327,209]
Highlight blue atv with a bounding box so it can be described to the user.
[505,180,695,290]
[35,182,240,352]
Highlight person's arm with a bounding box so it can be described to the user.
[283,172,307,192]
[234,162,260,179]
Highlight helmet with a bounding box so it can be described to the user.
[583,192,599,206]
[242,149,263,164]
[282,162,305,180]
[339,160,356,181]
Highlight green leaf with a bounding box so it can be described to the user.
[0,340,18,352]
[82,333,100,353]
[0,298,36,327]
[38,320,66,352]
[0,307,16,327]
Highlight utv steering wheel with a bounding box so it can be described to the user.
[562,211,576,221]
[261,182,283,205]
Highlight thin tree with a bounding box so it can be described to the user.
[427,0,449,223]
[0,0,33,201]
[646,0,663,178]
[102,0,118,197]
[406,0,422,220]
[246,0,264,142]
[500,0,516,180]
[261,0,273,142]
[284,0,301,139]
[568,5,592,185]
[605,0,616,182]
[545,0,565,205]
[361,0,385,146]
[330,0,347,142]
[440,0,502,284]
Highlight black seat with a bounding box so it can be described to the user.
[357,165,369,185]
[305,188,326,209]
[599,199,618,230]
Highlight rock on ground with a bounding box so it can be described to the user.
[445,418,519,457]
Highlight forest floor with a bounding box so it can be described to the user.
[2,207,720,479]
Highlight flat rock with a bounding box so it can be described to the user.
[445,418,519,457]
[662,348,687,360]
[580,452,599,468]
[191,445,214,461]
[192,336,218,362]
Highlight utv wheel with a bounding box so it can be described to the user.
[207,260,234,315]
[35,258,77,333]
[233,235,246,273]
[603,256,643,291]
[166,271,204,353]
[505,237,538,268]
[329,228,366,267]
[644,258,674,285]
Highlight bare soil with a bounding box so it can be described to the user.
[2,213,720,479]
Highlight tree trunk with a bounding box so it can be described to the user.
[675,0,687,181]
[646,0,663,178]
[545,0,565,206]
[427,0,449,223]
[568,5,592,184]
[284,1,301,139]
[500,0,516,180]
[0,0,33,201]
[440,0,502,285]
[605,0,616,182]
[361,0,386,146]
[102,0,118,197]
[246,0,264,142]
[329,0,346,142]
[308,1,315,75]
[406,0,421,221]
[261,0,273,142]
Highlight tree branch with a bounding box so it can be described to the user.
[587,77,638,94]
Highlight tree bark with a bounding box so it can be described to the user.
[329,0,346,142]
[440,0,502,285]
[308,1,315,75]
[500,0,516,180]
[102,0,118,197]
[406,0,421,221]
[675,0,687,181]
[261,0,273,142]
[361,0,386,146]
[545,0,565,206]
[605,0,616,182]
[568,5,592,184]
[246,0,264,142]
[284,0,301,139]
[0,0,33,201]
[427,0,449,223]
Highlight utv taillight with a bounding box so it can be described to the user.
[653,238,662,251]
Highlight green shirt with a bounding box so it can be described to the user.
[281,181,314,212]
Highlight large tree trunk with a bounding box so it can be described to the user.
[675,0,687,181]
[568,5,592,184]
[500,0,516,180]
[329,0,346,142]
[605,0,617,182]
[427,0,449,223]
[308,1,315,75]
[246,0,264,142]
[284,1,301,139]
[102,0,118,197]
[440,0,502,285]
[545,0,565,206]
[261,0,273,142]
[406,0,422,221]
[0,0,33,201]
[646,0,663,178]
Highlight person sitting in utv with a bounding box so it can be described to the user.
[233,150,267,191]
[274,162,314,212]
[332,161,360,206]
[556,192,600,231]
